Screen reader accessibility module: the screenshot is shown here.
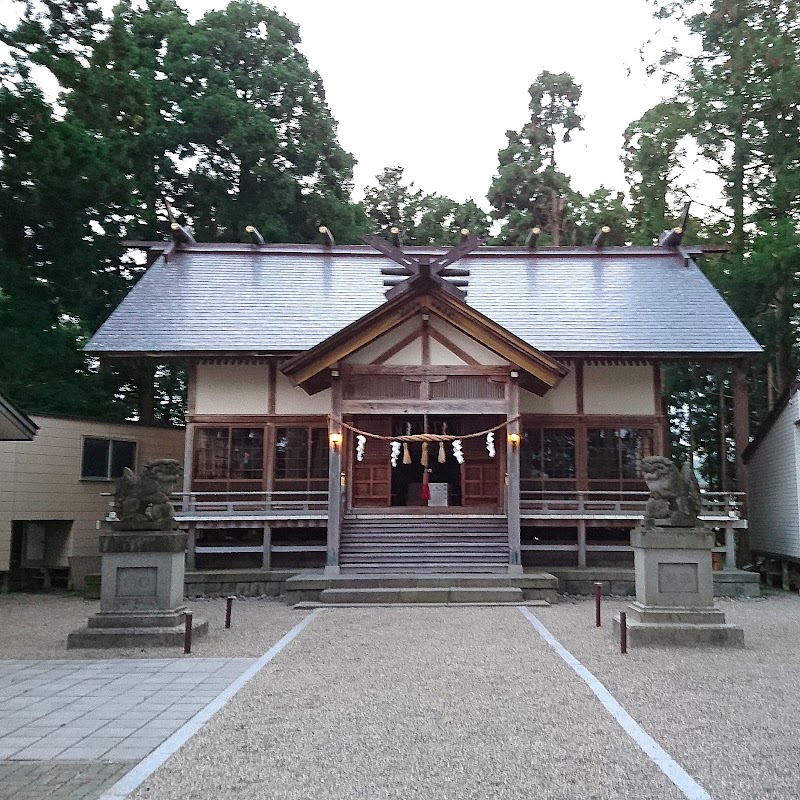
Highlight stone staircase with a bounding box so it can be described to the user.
[339,514,509,573]
[284,572,559,606]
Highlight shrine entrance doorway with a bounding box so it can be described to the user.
[348,415,505,512]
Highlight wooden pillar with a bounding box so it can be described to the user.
[732,362,749,492]
[577,520,587,569]
[261,523,272,570]
[186,523,196,571]
[724,523,736,572]
[507,375,523,575]
[325,374,343,577]
[182,422,194,501]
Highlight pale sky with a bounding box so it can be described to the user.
[256,0,688,204]
[3,0,702,207]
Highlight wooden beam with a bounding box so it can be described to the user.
[507,378,522,574]
[268,360,277,414]
[325,376,343,576]
[372,325,422,365]
[421,315,430,365]
[426,325,480,366]
[342,400,508,415]
[733,362,749,492]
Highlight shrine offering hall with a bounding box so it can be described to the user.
[86,233,760,575]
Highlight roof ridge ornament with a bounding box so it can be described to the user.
[362,231,484,301]
[658,201,691,247]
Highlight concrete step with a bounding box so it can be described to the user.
[318,586,525,605]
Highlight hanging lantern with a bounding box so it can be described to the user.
[356,434,366,462]
[390,441,401,467]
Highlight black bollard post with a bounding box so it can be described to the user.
[594,582,602,627]
[620,611,628,655]
[184,612,193,654]
[225,596,234,629]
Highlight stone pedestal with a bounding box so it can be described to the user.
[68,530,208,648]
[613,525,744,648]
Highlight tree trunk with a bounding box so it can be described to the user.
[136,362,156,425]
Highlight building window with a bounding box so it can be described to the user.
[193,428,264,481]
[587,428,653,487]
[521,427,576,491]
[81,438,137,480]
[274,427,328,492]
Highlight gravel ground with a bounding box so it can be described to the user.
[4,592,800,799]
[0,594,308,659]
[537,592,800,800]
[129,607,685,800]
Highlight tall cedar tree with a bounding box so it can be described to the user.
[487,71,583,245]
[0,0,365,422]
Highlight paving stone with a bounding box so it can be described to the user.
[0,760,132,800]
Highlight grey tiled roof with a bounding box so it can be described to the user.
[86,245,762,357]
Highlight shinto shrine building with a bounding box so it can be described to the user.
[86,232,761,579]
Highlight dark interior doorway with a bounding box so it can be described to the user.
[389,415,504,508]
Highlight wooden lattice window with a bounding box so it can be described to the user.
[429,376,505,400]
[587,428,653,490]
[194,428,264,481]
[343,375,420,400]
[274,427,328,492]
[521,428,576,493]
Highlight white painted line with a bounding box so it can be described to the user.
[97,610,321,799]
[517,607,712,800]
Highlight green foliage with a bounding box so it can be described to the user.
[362,166,490,246]
[487,71,584,244]
[642,0,800,487]
[622,101,690,244]
[0,0,366,421]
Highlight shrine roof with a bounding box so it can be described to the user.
[0,392,38,441]
[85,243,762,359]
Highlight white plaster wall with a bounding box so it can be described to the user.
[583,364,656,415]
[520,369,577,414]
[747,394,800,559]
[428,338,467,365]
[428,316,509,365]
[195,364,269,415]
[345,319,419,364]
[384,339,423,365]
[275,371,332,415]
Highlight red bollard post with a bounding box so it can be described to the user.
[184,612,193,654]
[225,596,234,629]
[620,611,628,655]
[594,582,602,627]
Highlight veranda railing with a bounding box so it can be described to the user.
[172,491,329,515]
[519,490,745,520]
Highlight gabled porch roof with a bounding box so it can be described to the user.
[0,392,38,441]
[280,283,569,395]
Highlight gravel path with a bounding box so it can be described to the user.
[129,607,684,800]
[0,594,308,659]
[537,593,800,800]
[4,592,800,799]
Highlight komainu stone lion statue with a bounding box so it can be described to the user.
[640,456,702,527]
[113,459,183,531]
